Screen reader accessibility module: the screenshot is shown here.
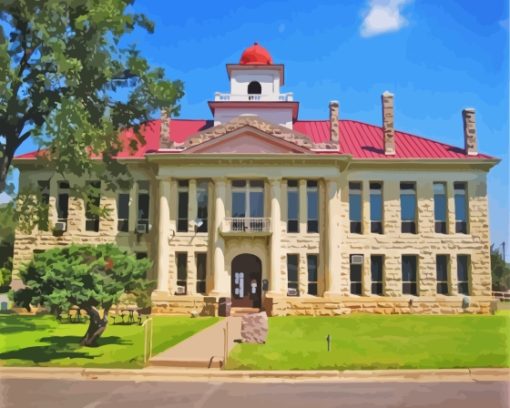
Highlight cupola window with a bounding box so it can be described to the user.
[247,81,262,94]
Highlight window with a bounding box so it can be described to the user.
[57,181,69,230]
[177,180,189,232]
[117,193,130,232]
[231,180,264,231]
[434,183,447,234]
[135,252,147,260]
[247,81,262,94]
[307,180,319,233]
[349,182,362,234]
[370,182,383,234]
[287,254,299,295]
[137,181,150,231]
[196,253,207,294]
[402,255,418,295]
[350,255,363,295]
[307,255,318,295]
[371,255,384,295]
[85,181,101,232]
[454,182,468,234]
[287,180,299,233]
[38,180,50,231]
[457,255,470,295]
[176,252,187,295]
[436,255,449,295]
[400,182,417,233]
[196,180,208,233]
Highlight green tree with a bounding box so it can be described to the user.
[0,0,184,193]
[491,245,510,291]
[15,244,152,346]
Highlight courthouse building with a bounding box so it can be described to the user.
[13,43,499,315]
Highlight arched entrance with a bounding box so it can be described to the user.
[231,254,262,308]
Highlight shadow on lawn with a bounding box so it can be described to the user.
[0,335,132,364]
[0,316,53,334]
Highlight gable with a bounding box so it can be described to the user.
[185,127,312,154]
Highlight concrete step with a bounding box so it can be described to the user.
[230,307,261,317]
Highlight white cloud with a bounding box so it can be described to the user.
[360,0,412,38]
[0,192,12,204]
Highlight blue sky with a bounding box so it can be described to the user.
[9,0,509,257]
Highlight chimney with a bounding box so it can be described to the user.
[462,108,478,156]
[160,108,172,148]
[381,91,395,155]
[329,100,339,145]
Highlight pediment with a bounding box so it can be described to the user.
[186,127,312,154]
[176,115,316,153]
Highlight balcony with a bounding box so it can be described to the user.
[214,92,294,102]
[221,217,271,236]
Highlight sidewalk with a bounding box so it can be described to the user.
[1,366,508,383]
[149,316,242,368]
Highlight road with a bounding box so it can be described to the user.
[0,378,508,408]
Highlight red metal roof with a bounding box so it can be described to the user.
[15,118,492,160]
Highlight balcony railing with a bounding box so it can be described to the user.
[214,92,293,102]
[223,217,271,233]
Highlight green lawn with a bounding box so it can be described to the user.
[227,314,510,370]
[0,314,218,368]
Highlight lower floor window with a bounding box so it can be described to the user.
[350,255,363,295]
[287,254,299,296]
[436,255,449,295]
[402,255,418,295]
[370,255,384,295]
[176,252,187,295]
[307,255,318,295]
[196,253,207,294]
[457,255,470,295]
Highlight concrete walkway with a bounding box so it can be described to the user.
[149,316,242,368]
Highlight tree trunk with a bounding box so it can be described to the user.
[80,306,108,347]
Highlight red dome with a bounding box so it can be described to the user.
[239,42,273,65]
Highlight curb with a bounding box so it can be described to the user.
[1,367,509,383]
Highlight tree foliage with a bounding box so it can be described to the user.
[16,243,152,346]
[0,0,184,193]
[491,245,510,292]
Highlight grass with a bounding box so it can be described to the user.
[0,314,218,368]
[227,313,510,370]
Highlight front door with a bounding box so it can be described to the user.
[231,254,262,308]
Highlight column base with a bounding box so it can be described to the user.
[151,290,171,301]
[323,291,342,299]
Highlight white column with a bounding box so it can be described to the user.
[156,179,171,294]
[268,177,282,295]
[211,178,228,296]
[324,178,342,296]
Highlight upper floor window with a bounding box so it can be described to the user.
[137,181,150,231]
[454,182,468,234]
[196,180,208,233]
[400,182,417,234]
[57,181,70,230]
[307,180,319,233]
[117,192,130,232]
[434,183,447,234]
[177,180,189,232]
[232,180,264,218]
[307,254,318,295]
[370,182,383,234]
[457,255,470,295]
[38,180,50,231]
[287,254,299,296]
[247,81,262,94]
[349,182,362,234]
[85,181,101,232]
[436,255,449,295]
[402,255,418,295]
[287,180,299,233]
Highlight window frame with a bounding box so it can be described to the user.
[196,180,209,233]
[117,192,130,232]
[57,181,70,230]
[350,255,363,295]
[400,182,417,234]
[137,181,150,230]
[177,180,189,232]
[38,180,50,231]
[196,253,207,294]
[370,255,384,295]
[370,182,383,234]
[349,182,363,234]
[436,254,449,295]
[306,180,319,233]
[457,254,470,295]
[454,182,468,234]
[433,182,448,234]
[307,254,318,296]
[176,252,188,295]
[402,255,418,295]
[287,180,299,233]
[287,254,299,296]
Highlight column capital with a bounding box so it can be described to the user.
[268,176,282,185]
[155,176,172,181]
[212,177,226,184]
